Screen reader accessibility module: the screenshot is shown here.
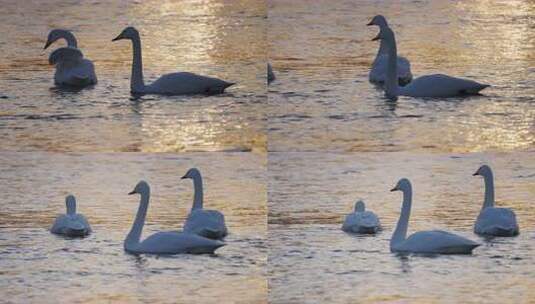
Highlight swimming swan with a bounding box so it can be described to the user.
[125,181,225,254]
[112,27,234,95]
[181,168,228,240]
[367,15,412,85]
[390,178,480,254]
[50,195,92,237]
[473,165,519,236]
[342,200,381,234]
[44,29,97,87]
[373,27,489,99]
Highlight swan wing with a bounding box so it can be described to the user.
[49,47,84,65]
[475,207,519,236]
[402,74,489,97]
[370,55,413,85]
[54,58,97,87]
[184,209,228,239]
[397,230,480,254]
[146,72,234,95]
[51,214,91,237]
[134,231,225,254]
[341,211,380,234]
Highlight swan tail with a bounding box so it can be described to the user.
[461,84,490,95]
[68,74,92,87]
[199,228,227,240]
[187,241,226,254]
[489,226,519,237]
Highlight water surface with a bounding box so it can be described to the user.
[268,152,535,303]
[268,0,535,152]
[0,152,267,303]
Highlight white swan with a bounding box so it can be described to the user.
[373,27,489,99]
[390,178,480,254]
[473,165,519,236]
[367,15,412,85]
[342,200,381,234]
[50,195,92,237]
[125,181,225,254]
[181,168,228,240]
[268,63,275,83]
[44,29,97,87]
[112,27,234,95]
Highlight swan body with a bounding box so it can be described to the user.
[125,181,225,254]
[112,27,234,95]
[181,168,228,239]
[50,195,92,237]
[374,26,489,99]
[390,178,480,254]
[473,165,519,236]
[367,16,412,85]
[268,63,275,83]
[342,200,381,234]
[44,29,97,87]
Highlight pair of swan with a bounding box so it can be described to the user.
[125,181,225,254]
[124,170,227,254]
[367,16,412,85]
[342,200,381,234]
[368,15,489,98]
[50,195,92,237]
[112,27,234,95]
[44,27,234,95]
[44,29,97,87]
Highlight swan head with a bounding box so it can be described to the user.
[473,165,492,177]
[367,15,388,27]
[128,180,150,196]
[181,168,201,180]
[354,200,366,212]
[65,194,76,215]
[44,29,71,49]
[371,26,394,43]
[112,27,139,42]
[390,178,411,193]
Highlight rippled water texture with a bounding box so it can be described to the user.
[268,152,535,303]
[0,0,266,152]
[0,152,267,303]
[268,0,535,152]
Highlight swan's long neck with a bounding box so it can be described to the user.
[391,187,412,248]
[191,175,204,211]
[126,190,150,247]
[130,34,145,93]
[62,31,78,48]
[385,30,399,98]
[482,171,495,209]
[373,28,388,64]
[66,198,76,215]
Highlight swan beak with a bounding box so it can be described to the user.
[390,187,398,192]
[181,175,187,179]
[128,190,136,195]
[112,34,123,42]
[367,21,374,26]
[472,172,479,176]
[372,34,380,41]
[44,41,52,50]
